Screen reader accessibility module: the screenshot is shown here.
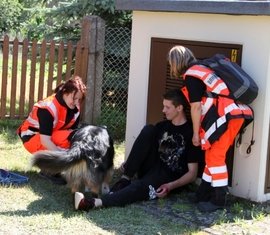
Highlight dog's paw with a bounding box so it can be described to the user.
[101,182,110,195]
[85,186,91,192]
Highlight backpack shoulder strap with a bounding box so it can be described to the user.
[236,106,255,154]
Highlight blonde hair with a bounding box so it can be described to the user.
[168,46,197,78]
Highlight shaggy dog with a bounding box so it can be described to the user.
[31,125,115,196]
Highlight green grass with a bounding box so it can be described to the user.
[1,120,270,235]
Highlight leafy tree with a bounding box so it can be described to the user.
[18,0,56,39]
[0,0,23,36]
[19,0,132,41]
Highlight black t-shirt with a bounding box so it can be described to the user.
[185,75,206,103]
[155,120,202,177]
[37,92,80,136]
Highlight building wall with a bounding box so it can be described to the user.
[125,11,270,202]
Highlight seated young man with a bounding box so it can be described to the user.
[74,89,203,211]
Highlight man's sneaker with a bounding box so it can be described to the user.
[74,192,95,211]
[39,171,67,185]
[110,178,131,193]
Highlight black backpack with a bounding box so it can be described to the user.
[199,54,258,154]
[200,54,258,104]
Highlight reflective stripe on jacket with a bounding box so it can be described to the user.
[17,94,80,142]
[182,65,253,150]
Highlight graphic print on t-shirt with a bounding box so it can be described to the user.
[158,132,185,172]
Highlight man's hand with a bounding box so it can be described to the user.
[156,183,171,198]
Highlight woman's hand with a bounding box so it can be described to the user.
[40,134,59,151]
[192,133,201,146]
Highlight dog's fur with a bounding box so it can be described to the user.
[31,125,115,195]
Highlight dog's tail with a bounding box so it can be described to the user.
[31,150,82,174]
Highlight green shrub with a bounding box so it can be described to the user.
[96,105,126,141]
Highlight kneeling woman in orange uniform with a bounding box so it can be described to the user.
[17,75,87,183]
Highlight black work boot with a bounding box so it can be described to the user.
[197,186,229,212]
[188,180,213,203]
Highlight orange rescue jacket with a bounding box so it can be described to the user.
[182,65,253,150]
[17,94,80,143]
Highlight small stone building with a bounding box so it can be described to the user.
[116,0,270,202]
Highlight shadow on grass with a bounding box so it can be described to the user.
[28,170,270,227]
[133,187,270,230]
[0,168,193,233]
[0,168,123,216]
[25,168,125,216]
[1,168,269,234]
[0,170,73,215]
[1,168,190,234]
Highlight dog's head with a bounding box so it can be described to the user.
[70,125,114,170]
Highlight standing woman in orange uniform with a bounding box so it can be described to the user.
[167,46,253,212]
[17,75,87,183]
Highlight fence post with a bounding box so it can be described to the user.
[81,16,105,124]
